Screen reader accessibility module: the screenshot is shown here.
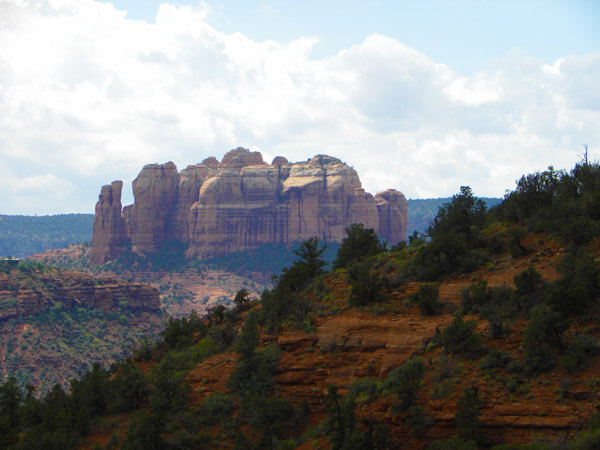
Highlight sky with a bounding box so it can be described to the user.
[1,0,599,214]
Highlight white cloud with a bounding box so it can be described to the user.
[0,0,599,215]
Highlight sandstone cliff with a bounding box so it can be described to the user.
[0,267,160,321]
[91,148,407,263]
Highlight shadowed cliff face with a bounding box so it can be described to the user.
[91,148,407,263]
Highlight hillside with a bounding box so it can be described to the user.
[0,213,94,258]
[0,261,165,393]
[2,161,600,449]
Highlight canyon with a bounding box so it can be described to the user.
[91,148,407,264]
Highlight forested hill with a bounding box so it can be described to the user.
[0,214,94,258]
[0,198,502,258]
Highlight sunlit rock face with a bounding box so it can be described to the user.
[91,148,407,263]
[90,180,128,264]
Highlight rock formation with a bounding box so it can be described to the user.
[0,269,160,321]
[90,181,128,264]
[91,148,407,263]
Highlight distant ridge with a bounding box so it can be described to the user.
[0,213,94,258]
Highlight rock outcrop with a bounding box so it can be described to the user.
[375,189,408,245]
[91,148,407,263]
[90,181,128,264]
[0,269,160,321]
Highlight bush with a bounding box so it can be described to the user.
[455,386,483,442]
[427,436,478,450]
[348,261,385,306]
[348,378,381,404]
[560,334,599,373]
[200,392,235,425]
[110,359,148,412]
[479,349,511,370]
[440,316,484,358]
[333,224,384,270]
[523,306,568,374]
[383,357,426,411]
[410,284,442,315]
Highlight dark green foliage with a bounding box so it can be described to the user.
[407,405,429,438]
[110,359,148,412]
[333,224,384,270]
[507,226,530,257]
[121,410,166,450]
[383,357,426,411]
[456,385,483,442]
[513,267,546,313]
[480,285,515,339]
[440,315,484,358]
[427,436,478,450]
[243,395,300,449]
[0,376,23,447]
[547,248,600,316]
[348,377,381,404]
[496,162,600,246]
[207,322,237,349]
[348,261,385,306]
[149,351,192,415]
[323,385,365,450]
[428,186,487,245]
[69,363,111,433]
[497,166,563,223]
[409,283,442,315]
[523,305,568,374]
[260,238,328,331]
[228,344,280,397]
[160,311,207,350]
[235,310,260,359]
[199,392,235,425]
[560,333,599,373]
[479,349,512,370]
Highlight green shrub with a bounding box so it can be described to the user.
[407,405,429,438]
[348,377,381,404]
[427,436,478,450]
[523,306,567,374]
[200,392,234,425]
[333,224,384,270]
[383,357,426,411]
[560,334,599,373]
[410,283,442,315]
[348,261,385,306]
[440,315,484,358]
[479,349,511,370]
[431,378,457,399]
[456,386,483,442]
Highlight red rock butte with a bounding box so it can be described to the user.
[91,148,407,264]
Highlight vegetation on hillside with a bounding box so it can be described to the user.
[4,159,600,448]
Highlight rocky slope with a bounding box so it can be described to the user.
[0,263,160,321]
[80,233,600,449]
[0,261,164,392]
[91,148,407,263]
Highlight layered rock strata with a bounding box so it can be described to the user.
[0,270,160,321]
[91,148,407,263]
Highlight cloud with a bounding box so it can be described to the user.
[0,0,599,215]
